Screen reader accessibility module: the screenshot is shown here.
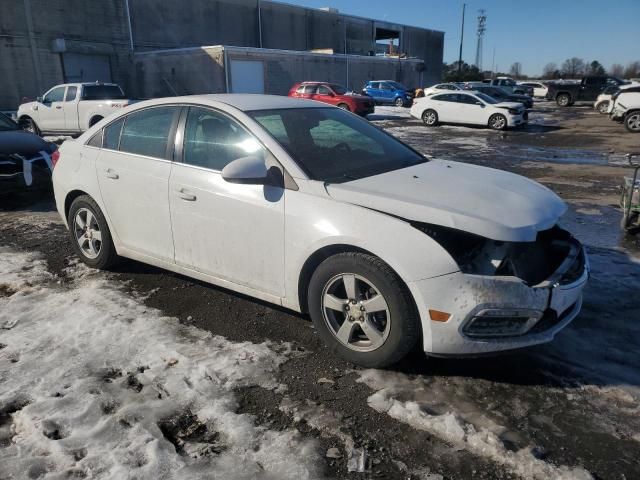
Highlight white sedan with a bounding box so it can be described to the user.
[52,95,588,367]
[422,83,462,96]
[411,91,527,130]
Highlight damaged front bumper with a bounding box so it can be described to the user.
[408,232,589,356]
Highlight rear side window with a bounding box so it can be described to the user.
[81,85,126,100]
[182,107,265,171]
[65,86,78,102]
[87,130,103,148]
[103,118,124,150]
[119,107,178,159]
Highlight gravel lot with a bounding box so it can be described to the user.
[1,101,639,479]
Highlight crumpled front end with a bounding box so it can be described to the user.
[408,226,589,356]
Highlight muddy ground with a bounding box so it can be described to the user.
[1,101,639,479]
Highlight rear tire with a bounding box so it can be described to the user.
[337,103,351,112]
[597,101,609,114]
[20,117,40,136]
[489,113,508,130]
[556,93,571,107]
[421,109,438,126]
[624,112,640,133]
[68,195,119,270]
[307,252,420,368]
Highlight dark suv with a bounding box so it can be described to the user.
[546,76,627,106]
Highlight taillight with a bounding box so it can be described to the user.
[51,150,60,168]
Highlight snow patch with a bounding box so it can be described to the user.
[0,248,323,479]
[358,370,593,480]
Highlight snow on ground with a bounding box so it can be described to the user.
[0,247,323,479]
[357,370,593,480]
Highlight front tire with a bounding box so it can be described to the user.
[307,252,420,368]
[422,109,439,126]
[68,195,119,270]
[556,93,571,107]
[394,97,405,107]
[625,112,640,133]
[489,113,508,130]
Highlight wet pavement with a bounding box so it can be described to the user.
[1,102,639,479]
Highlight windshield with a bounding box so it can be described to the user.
[481,88,506,98]
[475,93,500,104]
[248,107,427,183]
[81,85,126,100]
[0,113,18,131]
[329,84,349,95]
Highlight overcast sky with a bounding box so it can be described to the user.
[285,0,639,76]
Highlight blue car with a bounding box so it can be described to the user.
[362,80,413,107]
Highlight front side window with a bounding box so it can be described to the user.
[65,86,78,102]
[182,107,265,171]
[316,85,332,95]
[103,118,124,150]
[329,84,348,95]
[119,107,178,159]
[43,87,66,103]
[249,107,426,183]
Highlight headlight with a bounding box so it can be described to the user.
[508,108,520,115]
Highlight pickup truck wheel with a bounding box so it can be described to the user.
[489,113,507,130]
[597,101,610,114]
[422,109,438,126]
[89,116,103,127]
[556,93,571,107]
[20,117,40,136]
[394,97,405,107]
[625,112,640,133]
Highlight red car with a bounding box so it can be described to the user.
[288,82,375,117]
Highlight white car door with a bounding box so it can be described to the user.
[63,86,80,131]
[455,93,489,125]
[169,106,285,296]
[38,86,67,131]
[95,106,180,262]
[429,94,457,122]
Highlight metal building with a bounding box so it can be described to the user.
[0,0,444,110]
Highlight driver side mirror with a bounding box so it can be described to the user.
[475,101,485,106]
[222,155,272,185]
[36,96,43,103]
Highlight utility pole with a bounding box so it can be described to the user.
[474,9,487,71]
[491,46,496,78]
[457,3,466,78]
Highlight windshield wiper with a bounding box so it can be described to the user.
[323,173,358,184]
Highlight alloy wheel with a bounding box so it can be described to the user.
[598,101,609,114]
[73,208,103,259]
[321,273,390,352]
[491,115,506,130]
[626,113,640,132]
[423,111,437,125]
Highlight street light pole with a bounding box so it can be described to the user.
[457,3,466,79]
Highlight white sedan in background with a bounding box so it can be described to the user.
[52,95,587,367]
[411,91,527,130]
[519,81,548,98]
[422,83,462,96]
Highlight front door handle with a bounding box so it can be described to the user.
[55,105,62,109]
[177,188,196,201]
[105,168,119,179]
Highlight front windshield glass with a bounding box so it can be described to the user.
[475,93,500,104]
[0,113,18,131]
[248,107,427,183]
[483,88,506,98]
[329,84,349,95]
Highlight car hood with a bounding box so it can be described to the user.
[0,130,54,156]
[494,101,525,109]
[325,160,567,242]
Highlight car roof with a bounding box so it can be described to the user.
[130,94,328,112]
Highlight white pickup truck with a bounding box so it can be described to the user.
[17,83,131,136]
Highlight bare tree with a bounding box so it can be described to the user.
[561,57,585,78]
[623,61,640,79]
[509,62,522,78]
[610,63,625,77]
[542,62,558,79]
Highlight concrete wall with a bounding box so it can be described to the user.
[134,46,426,99]
[0,0,132,110]
[0,0,443,110]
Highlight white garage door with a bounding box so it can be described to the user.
[63,53,112,83]
[229,60,265,94]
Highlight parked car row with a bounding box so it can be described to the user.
[608,85,640,133]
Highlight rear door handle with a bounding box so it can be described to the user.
[105,168,119,179]
[177,188,196,201]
